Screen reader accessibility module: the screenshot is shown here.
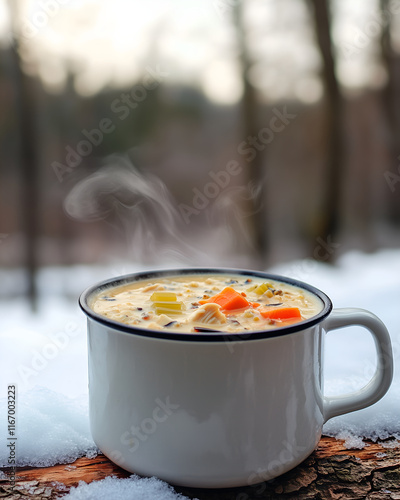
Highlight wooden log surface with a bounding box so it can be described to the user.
[1,436,400,499]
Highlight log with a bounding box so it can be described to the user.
[1,436,400,499]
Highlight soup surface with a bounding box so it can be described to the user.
[91,274,323,334]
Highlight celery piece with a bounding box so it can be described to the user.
[255,282,272,295]
[155,307,180,315]
[151,292,177,302]
[246,284,258,292]
[154,301,183,315]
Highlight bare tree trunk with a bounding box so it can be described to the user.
[8,1,40,310]
[309,0,344,261]
[379,0,400,223]
[232,2,268,268]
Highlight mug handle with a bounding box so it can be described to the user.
[323,308,393,422]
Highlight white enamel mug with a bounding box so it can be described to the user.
[79,269,393,488]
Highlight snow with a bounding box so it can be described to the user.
[0,250,399,492]
[62,475,193,500]
[1,387,98,467]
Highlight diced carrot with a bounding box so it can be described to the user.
[200,287,250,311]
[259,306,302,321]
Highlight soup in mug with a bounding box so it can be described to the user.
[91,273,323,334]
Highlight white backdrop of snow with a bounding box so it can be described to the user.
[1,250,399,480]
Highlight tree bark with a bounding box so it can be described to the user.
[2,437,400,499]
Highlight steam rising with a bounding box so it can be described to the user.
[208,181,264,252]
[64,155,262,266]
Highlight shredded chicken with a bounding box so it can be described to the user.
[142,284,165,292]
[156,314,173,326]
[188,303,227,325]
[145,322,163,330]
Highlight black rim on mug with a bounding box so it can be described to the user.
[79,268,333,342]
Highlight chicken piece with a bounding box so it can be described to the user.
[156,314,173,326]
[142,283,165,292]
[188,303,227,325]
[145,322,163,330]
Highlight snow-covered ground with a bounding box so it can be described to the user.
[0,250,399,496]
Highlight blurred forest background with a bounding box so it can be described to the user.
[1,0,400,305]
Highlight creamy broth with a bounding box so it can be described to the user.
[91,274,323,333]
